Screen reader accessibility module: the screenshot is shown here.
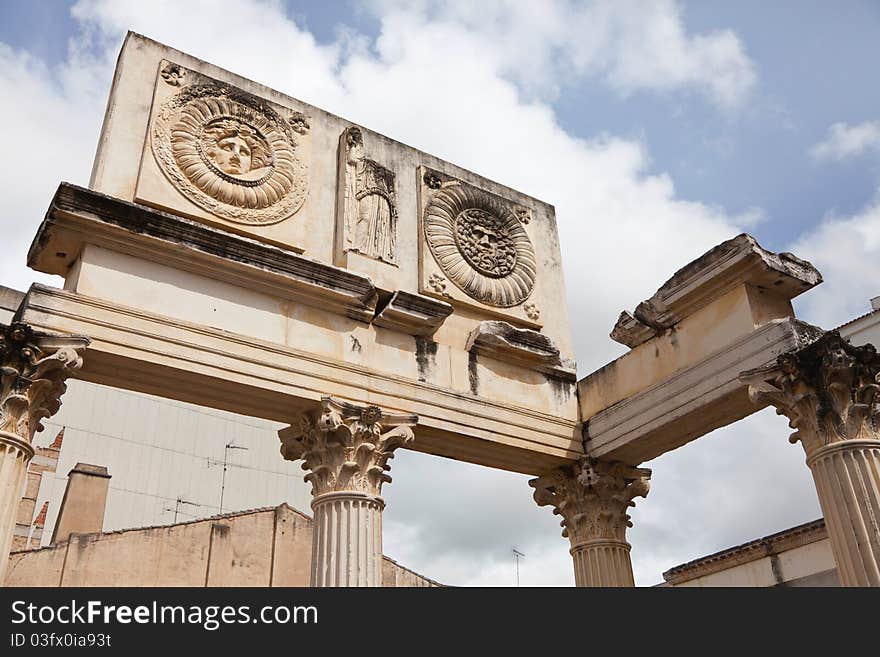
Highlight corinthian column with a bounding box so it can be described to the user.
[278,397,416,587]
[741,330,880,586]
[530,458,651,587]
[0,322,88,583]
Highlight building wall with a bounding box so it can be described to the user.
[27,379,312,547]
[4,505,439,587]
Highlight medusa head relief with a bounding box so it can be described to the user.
[151,77,309,225]
[423,175,536,308]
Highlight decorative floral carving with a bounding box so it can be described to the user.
[288,112,310,134]
[340,127,398,265]
[423,172,442,189]
[740,331,880,457]
[151,78,308,225]
[427,273,451,298]
[423,173,536,307]
[524,303,540,321]
[530,459,651,545]
[278,397,417,498]
[0,322,88,443]
[515,207,531,225]
[160,62,186,86]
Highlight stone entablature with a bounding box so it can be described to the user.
[580,234,824,464]
[24,34,579,481]
[610,233,821,349]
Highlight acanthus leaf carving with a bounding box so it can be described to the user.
[0,322,89,443]
[279,397,417,499]
[529,458,651,545]
[740,330,880,457]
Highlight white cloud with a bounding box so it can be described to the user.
[790,189,880,328]
[371,0,757,109]
[0,0,790,587]
[810,120,880,161]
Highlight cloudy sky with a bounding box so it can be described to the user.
[1,0,879,586]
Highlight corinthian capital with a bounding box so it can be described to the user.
[278,397,417,498]
[740,331,880,457]
[0,322,89,443]
[530,458,651,545]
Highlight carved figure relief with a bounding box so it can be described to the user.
[422,171,536,307]
[151,68,308,225]
[340,127,397,264]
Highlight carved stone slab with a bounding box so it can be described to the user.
[336,127,398,267]
[418,167,543,327]
[135,60,312,248]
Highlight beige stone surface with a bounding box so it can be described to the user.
[741,331,880,586]
[85,33,573,356]
[5,504,439,587]
[582,234,820,421]
[530,458,650,587]
[19,283,580,474]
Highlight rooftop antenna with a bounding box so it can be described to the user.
[512,547,525,587]
[164,497,200,523]
[219,442,249,514]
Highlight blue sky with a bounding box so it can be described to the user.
[1,0,878,586]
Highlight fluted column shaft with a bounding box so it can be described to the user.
[0,322,87,585]
[0,433,34,580]
[741,329,880,587]
[807,440,880,586]
[311,492,384,587]
[531,458,651,587]
[279,397,416,587]
[571,539,635,587]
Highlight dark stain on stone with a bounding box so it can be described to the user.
[547,375,573,403]
[350,335,362,352]
[468,351,479,395]
[415,337,438,382]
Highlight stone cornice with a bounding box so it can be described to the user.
[466,320,577,382]
[587,318,825,464]
[530,458,651,545]
[29,183,379,322]
[611,233,822,348]
[278,397,417,499]
[372,291,453,337]
[740,328,880,457]
[0,321,89,443]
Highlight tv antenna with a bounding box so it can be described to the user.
[218,442,249,514]
[512,547,525,587]
[164,497,200,523]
